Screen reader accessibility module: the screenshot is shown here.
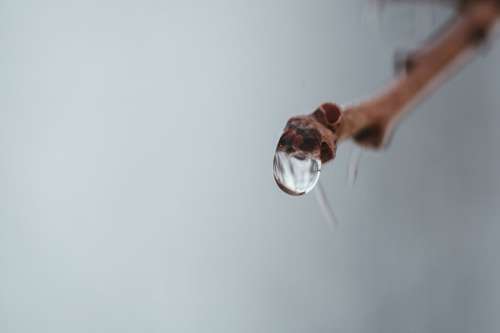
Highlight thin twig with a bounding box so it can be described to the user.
[276,0,499,169]
[342,0,499,149]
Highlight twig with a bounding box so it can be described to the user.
[344,0,499,149]
[275,0,499,171]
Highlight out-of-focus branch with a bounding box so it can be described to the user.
[342,0,499,148]
[276,0,499,167]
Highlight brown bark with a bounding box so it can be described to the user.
[276,0,499,164]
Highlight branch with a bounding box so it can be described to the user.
[274,0,499,195]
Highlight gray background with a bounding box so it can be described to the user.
[1,1,499,332]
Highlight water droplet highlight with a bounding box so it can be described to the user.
[273,151,321,196]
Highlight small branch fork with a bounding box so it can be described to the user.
[276,0,500,166]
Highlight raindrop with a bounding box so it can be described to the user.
[273,151,321,196]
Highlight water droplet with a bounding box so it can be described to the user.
[273,151,321,196]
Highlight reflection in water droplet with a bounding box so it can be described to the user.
[273,151,321,196]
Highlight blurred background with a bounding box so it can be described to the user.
[1,1,499,332]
